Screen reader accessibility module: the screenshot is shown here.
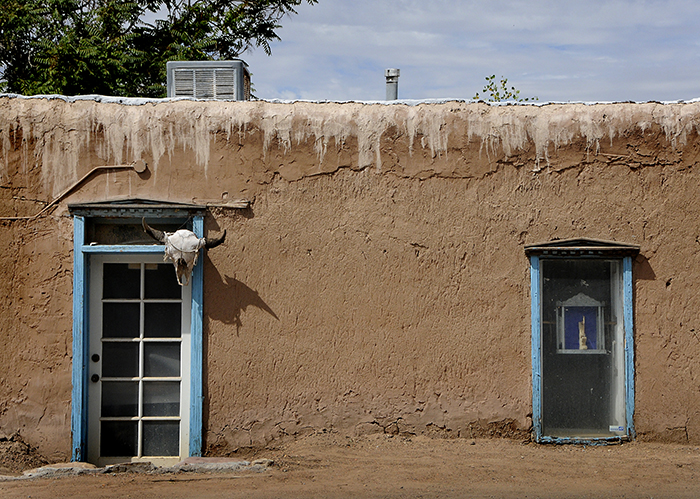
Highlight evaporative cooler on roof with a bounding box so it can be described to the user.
[166,60,250,100]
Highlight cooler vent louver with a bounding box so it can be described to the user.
[166,60,250,100]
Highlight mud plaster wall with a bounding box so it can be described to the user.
[1,97,700,460]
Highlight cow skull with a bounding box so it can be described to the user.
[142,218,226,286]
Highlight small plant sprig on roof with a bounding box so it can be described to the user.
[473,75,538,102]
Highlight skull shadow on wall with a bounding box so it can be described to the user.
[204,260,279,333]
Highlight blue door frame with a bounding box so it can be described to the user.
[71,215,204,461]
[530,255,635,444]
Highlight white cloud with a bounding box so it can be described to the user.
[242,0,700,102]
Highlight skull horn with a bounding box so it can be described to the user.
[205,229,226,249]
[142,218,167,243]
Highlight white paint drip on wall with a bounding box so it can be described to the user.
[1,94,700,199]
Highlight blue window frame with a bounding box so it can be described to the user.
[70,203,205,462]
[526,239,638,444]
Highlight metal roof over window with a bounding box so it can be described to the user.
[524,238,640,257]
[68,199,208,218]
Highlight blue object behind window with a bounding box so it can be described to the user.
[563,306,598,350]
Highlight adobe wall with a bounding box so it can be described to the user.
[1,96,700,460]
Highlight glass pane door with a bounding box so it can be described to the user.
[540,259,626,438]
[88,255,190,465]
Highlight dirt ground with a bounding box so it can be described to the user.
[1,433,700,498]
[0,434,48,474]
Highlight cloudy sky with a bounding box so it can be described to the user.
[242,0,700,103]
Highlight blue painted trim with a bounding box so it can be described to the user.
[530,256,543,442]
[538,435,629,446]
[532,256,635,444]
[623,256,635,439]
[81,245,164,254]
[71,219,204,460]
[71,217,87,461]
[189,216,204,456]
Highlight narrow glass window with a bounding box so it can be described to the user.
[540,259,626,438]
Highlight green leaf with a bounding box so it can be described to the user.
[475,74,538,102]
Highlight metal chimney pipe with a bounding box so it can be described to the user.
[385,68,400,100]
